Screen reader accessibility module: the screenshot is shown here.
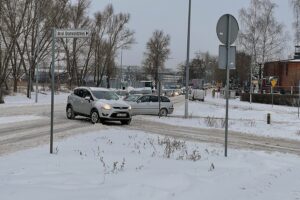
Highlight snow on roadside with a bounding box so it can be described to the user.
[0,115,43,125]
[0,128,299,200]
[140,93,300,141]
[1,92,70,107]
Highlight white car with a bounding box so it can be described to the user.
[127,95,174,116]
[66,87,132,124]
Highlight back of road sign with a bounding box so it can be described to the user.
[216,14,239,45]
[218,45,236,69]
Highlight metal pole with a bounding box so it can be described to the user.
[50,28,55,154]
[29,61,32,99]
[250,63,253,104]
[224,14,231,157]
[121,48,123,89]
[271,86,273,107]
[184,0,191,118]
[158,76,161,118]
[35,0,41,103]
[298,82,300,118]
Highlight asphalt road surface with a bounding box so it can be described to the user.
[1,95,300,156]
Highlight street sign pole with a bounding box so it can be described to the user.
[270,79,277,108]
[271,86,274,107]
[50,28,90,154]
[50,28,55,154]
[224,15,232,157]
[216,14,239,157]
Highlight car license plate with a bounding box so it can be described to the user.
[117,113,127,117]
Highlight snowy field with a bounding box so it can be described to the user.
[1,91,69,107]
[0,129,300,200]
[1,91,300,199]
[140,92,300,141]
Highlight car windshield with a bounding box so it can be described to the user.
[91,91,119,100]
[116,90,128,96]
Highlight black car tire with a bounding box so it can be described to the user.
[66,106,75,119]
[159,108,168,117]
[91,110,99,124]
[121,119,131,125]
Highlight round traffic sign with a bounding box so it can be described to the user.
[216,14,239,45]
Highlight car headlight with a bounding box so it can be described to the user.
[102,104,112,110]
[128,105,132,110]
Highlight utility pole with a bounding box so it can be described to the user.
[185,0,191,118]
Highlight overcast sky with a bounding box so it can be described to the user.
[89,0,294,69]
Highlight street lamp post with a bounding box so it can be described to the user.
[185,0,191,118]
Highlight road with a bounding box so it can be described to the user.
[1,95,300,156]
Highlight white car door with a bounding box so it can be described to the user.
[72,89,84,114]
[81,89,93,115]
[149,95,159,114]
[134,95,150,115]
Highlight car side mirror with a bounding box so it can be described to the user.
[85,96,91,102]
[137,99,141,103]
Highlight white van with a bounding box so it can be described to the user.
[189,89,205,101]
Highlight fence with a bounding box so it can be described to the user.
[241,93,300,106]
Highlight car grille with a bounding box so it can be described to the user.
[113,107,129,110]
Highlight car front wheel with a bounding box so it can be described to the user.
[66,106,75,119]
[91,110,99,124]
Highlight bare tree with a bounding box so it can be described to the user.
[8,0,70,97]
[178,52,218,85]
[93,7,112,87]
[103,5,135,88]
[91,5,135,88]
[26,0,69,96]
[0,0,32,102]
[238,0,288,74]
[238,0,289,95]
[1,1,135,102]
[290,0,300,45]
[0,0,12,103]
[143,30,170,89]
[60,0,91,88]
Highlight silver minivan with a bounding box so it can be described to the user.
[66,87,132,124]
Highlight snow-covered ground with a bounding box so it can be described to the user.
[1,91,69,107]
[1,129,300,200]
[1,91,300,199]
[0,115,44,125]
[140,92,300,141]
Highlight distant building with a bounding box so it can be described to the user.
[263,46,300,93]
